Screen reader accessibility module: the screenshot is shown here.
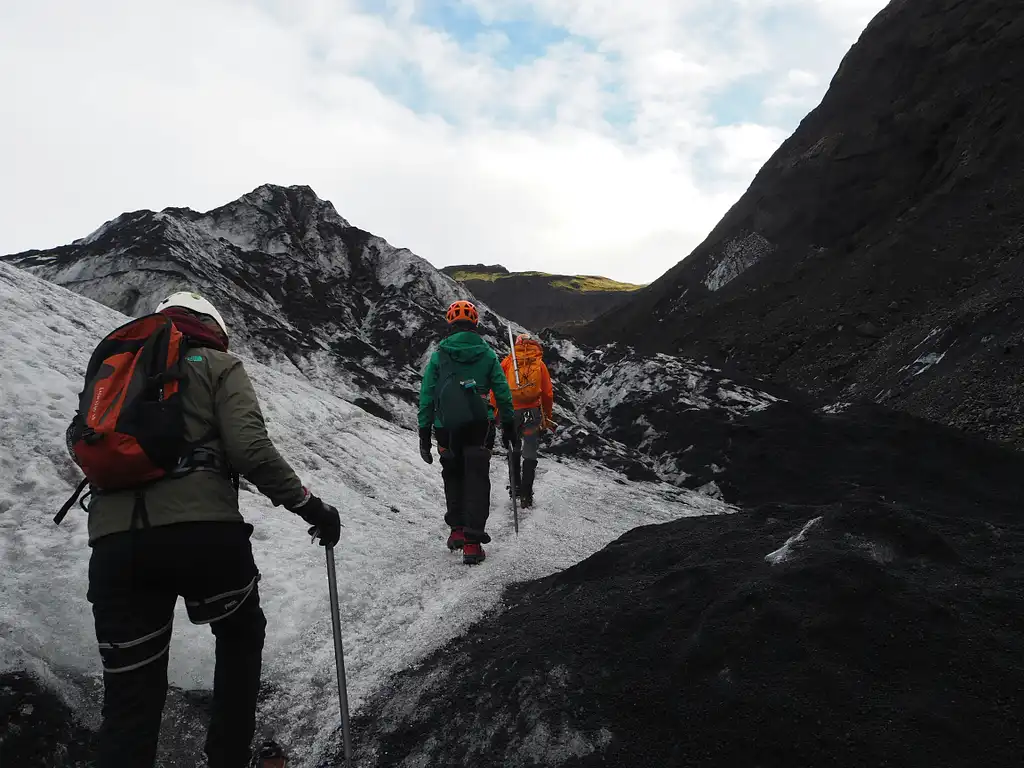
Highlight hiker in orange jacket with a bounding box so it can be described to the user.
[490,332,554,507]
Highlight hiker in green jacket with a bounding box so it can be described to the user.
[418,300,516,564]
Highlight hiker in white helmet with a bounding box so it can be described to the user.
[76,290,341,768]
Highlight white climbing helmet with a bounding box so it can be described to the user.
[156,291,229,337]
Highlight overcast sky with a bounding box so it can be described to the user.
[0,0,888,284]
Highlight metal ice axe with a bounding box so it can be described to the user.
[507,323,521,387]
[325,546,354,767]
[506,323,520,535]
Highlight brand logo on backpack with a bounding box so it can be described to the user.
[57,314,192,524]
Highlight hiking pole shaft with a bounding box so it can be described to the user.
[325,546,354,767]
[508,451,519,535]
[507,323,520,386]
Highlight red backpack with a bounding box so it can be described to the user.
[56,314,191,524]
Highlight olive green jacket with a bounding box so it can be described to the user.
[86,348,306,543]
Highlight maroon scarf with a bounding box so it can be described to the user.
[159,308,229,352]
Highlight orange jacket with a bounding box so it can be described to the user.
[490,339,554,419]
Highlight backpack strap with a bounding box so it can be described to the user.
[130,490,151,530]
[54,478,89,525]
[55,440,234,527]
[171,444,229,477]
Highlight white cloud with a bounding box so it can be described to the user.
[0,0,889,284]
[763,68,824,113]
[787,69,821,88]
[711,124,791,178]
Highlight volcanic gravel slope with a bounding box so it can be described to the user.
[581,0,1024,450]
[347,401,1024,768]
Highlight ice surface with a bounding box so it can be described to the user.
[765,517,823,565]
[910,350,947,376]
[0,262,730,765]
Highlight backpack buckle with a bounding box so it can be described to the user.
[172,447,227,477]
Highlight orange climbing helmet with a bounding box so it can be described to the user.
[446,300,479,325]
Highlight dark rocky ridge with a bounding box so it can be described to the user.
[537,332,786,491]
[581,0,1024,449]
[0,672,218,767]
[0,673,94,767]
[347,400,1024,767]
[442,264,641,332]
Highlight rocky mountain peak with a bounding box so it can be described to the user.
[1,184,504,425]
[229,183,351,230]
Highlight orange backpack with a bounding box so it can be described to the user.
[509,344,543,407]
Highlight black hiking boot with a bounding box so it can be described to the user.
[521,459,537,507]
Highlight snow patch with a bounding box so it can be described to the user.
[911,326,945,351]
[696,481,723,499]
[716,385,777,411]
[545,335,587,364]
[703,233,775,292]
[820,401,852,414]
[910,351,946,376]
[765,517,823,565]
[0,637,93,721]
[843,533,897,564]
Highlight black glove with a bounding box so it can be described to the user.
[295,493,341,547]
[501,421,519,450]
[419,426,433,464]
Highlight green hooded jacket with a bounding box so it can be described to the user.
[419,331,515,429]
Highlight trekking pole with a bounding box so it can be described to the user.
[325,546,354,768]
[507,450,519,535]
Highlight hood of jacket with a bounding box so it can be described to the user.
[160,307,229,352]
[439,331,491,364]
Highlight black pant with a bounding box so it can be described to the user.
[88,522,266,768]
[436,421,492,543]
